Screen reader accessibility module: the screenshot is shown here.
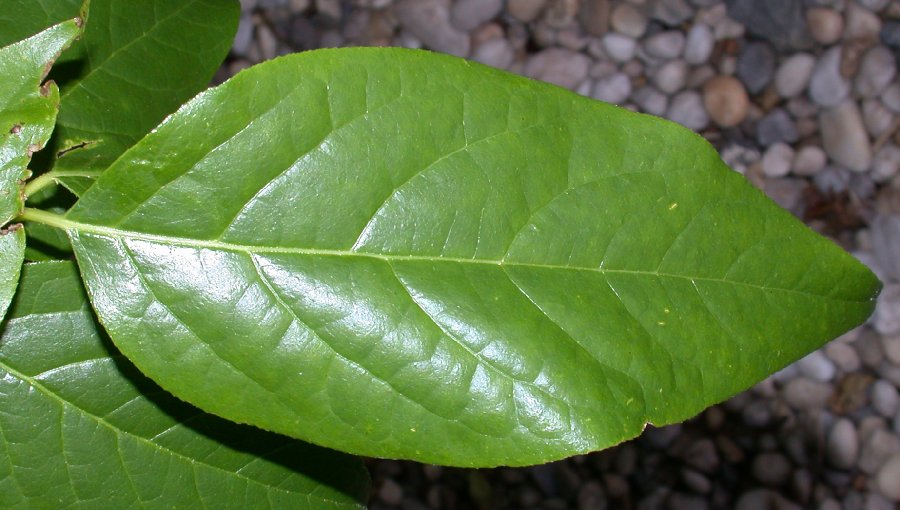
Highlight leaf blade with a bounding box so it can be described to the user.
[64,48,880,467]
[0,261,370,509]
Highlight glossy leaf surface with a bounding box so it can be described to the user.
[0,0,82,49]
[0,261,370,509]
[0,229,24,319]
[62,49,880,467]
[49,0,239,192]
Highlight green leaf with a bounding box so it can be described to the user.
[0,261,370,509]
[49,0,240,192]
[0,19,80,225]
[57,48,879,467]
[0,229,25,319]
[0,0,83,49]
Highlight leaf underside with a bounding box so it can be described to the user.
[64,48,880,467]
[0,262,369,509]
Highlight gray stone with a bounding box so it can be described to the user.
[876,453,900,501]
[592,73,632,104]
[525,48,591,90]
[752,452,792,486]
[883,83,900,114]
[232,13,255,57]
[644,30,685,60]
[797,349,837,381]
[610,2,647,38]
[875,285,900,336]
[507,0,547,22]
[681,469,712,494]
[764,178,805,213]
[806,7,844,45]
[667,91,708,130]
[783,377,833,410]
[648,0,694,26]
[762,143,794,178]
[873,380,900,418]
[684,23,714,65]
[471,38,514,69]
[378,478,404,506]
[873,144,900,183]
[653,59,688,94]
[820,100,873,172]
[856,46,897,98]
[863,99,896,138]
[757,108,798,147]
[737,42,776,94]
[845,1,882,41]
[791,145,827,176]
[734,489,779,510]
[825,340,862,372]
[860,427,900,474]
[858,0,891,11]
[394,0,470,56]
[633,86,669,116]
[602,33,636,62]
[724,0,813,51]
[684,438,719,473]
[577,480,607,510]
[881,335,900,365]
[809,47,851,108]
[827,418,860,470]
[775,53,816,99]
[872,215,900,282]
[882,20,900,48]
[450,0,503,31]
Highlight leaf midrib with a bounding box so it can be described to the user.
[27,209,866,304]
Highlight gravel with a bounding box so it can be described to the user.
[230,1,900,507]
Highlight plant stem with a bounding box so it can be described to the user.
[18,208,70,230]
[23,169,102,198]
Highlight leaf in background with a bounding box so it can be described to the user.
[0,20,80,318]
[47,0,240,194]
[0,0,83,49]
[0,261,370,509]
[56,48,880,467]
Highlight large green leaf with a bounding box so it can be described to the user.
[47,0,239,194]
[0,261,370,509]
[49,48,878,467]
[0,229,25,319]
[0,0,83,49]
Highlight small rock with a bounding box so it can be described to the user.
[783,377,833,410]
[876,453,900,501]
[737,42,776,94]
[806,7,844,45]
[684,438,719,473]
[703,75,749,127]
[757,108,798,147]
[873,144,900,183]
[610,2,647,38]
[764,178,805,213]
[863,99,896,138]
[577,480,607,510]
[742,399,773,427]
[725,0,813,51]
[860,427,900,474]
[855,46,897,98]
[827,418,860,470]
[762,143,795,178]
[809,47,851,108]
[633,86,669,116]
[797,349,837,381]
[752,452,792,486]
[845,1,882,41]
[526,48,591,90]
[579,0,612,37]
[681,469,712,494]
[602,33,637,62]
[687,65,716,89]
[649,0,694,26]
[667,91,709,130]
[858,0,891,11]
[471,38,514,69]
[379,479,404,506]
[543,0,580,28]
[792,145,827,176]
[872,216,900,282]
[882,20,900,48]
[883,83,900,113]
[819,100,873,172]
[775,53,816,98]
[683,23,714,65]
[592,73,631,104]
[734,488,778,510]
[653,59,688,94]
[450,0,503,31]
[644,30,685,60]
[872,380,900,418]
[507,0,547,22]
[394,0,470,56]
[668,493,708,510]
[232,13,255,57]
[825,340,862,372]
[881,335,900,365]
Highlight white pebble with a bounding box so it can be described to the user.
[876,454,900,501]
[883,83,900,113]
[873,144,900,183]
[796,349,837,382]
[610,2,647,38]
[827,418,860,470]
[762,143,795,178]
[819,100,873,173]
[666,91,709,130]
[653,59,688,95]
[876,285,900,337]
[633,86,669,117]
[450,0,503,31]
[783,377,833,410]
[602,33,637,62]
[644,31,685,60]
[873,380,900,418]
[856,46,898,98]
[845,1,882,40]
[684,23,714,65]
[791,145,827,176]
[806,7,844,45]
[592,73,632,104]
[809,47,850,108]
[471,38,514,69]
[525,48,590,90]
[775,53,816,99]
[863,99,896,138]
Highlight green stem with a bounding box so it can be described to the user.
[18,208,71,230]
[23,169,102,198]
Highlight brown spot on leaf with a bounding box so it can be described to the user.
[57,140,95,157]
[0,223,22,235]
[9,124,22,134]
[26,143,42,157]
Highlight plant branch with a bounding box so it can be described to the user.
[23,169,102,198]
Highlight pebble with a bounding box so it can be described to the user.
[681,469,712,494]
[471,37,514,69]
[806,7,844,45]
[683,23,714,65]
[871,215,900,282]
[727,0,813,50]
[825,340,863,372]
[610,2,647,38]
[525,48,591,89]
[875,286,900,336]
[579,0,611,36]
[828,418,860,470]
[378,478,404,506]
[882,20,900,48]
[757,108,798,147]
[872,380,900,418]
[450,0,503,31]
[860,427,900,474]
[855,46,897,98]
[602,33,637,62]
[577,480,607,510]
[703,75,749,127]
[653,59,689,94]
[648,0,695,25]
[845,1,882,41]
[875,454,900,501]
[633,86,669,116]
[762,143,795,178]
[592,72,632,104]
[752,452,792,486]
[873,144,900,183]
[737,42,776,94]
[882,336,900,365]
[797,349,837,382]
[791,145,827,176]
[883,83,900,113]
[667,90,709,130]
[784,377,833,410]
[774,53,816,99]
[643,30,686,60]
[394,0,470,56]
[819,100,873,172]
[863,99,896,138]
[684,438,719,473]
[809,47,851,108]
[507,0,547,22]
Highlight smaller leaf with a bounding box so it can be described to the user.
[0,19,81,224]
[0,261,370,509]
[0,228,24,319]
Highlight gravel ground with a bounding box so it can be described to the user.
[225,1,900,508]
